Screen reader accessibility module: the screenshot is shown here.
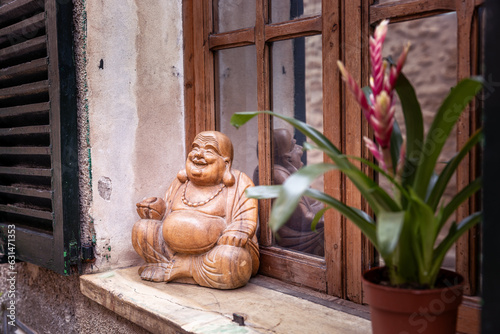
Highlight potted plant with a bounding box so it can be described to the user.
[230,20,483,334]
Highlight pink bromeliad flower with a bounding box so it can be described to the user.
[337,19,409,176]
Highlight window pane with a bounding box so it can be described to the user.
[271,35,324,257]
[215,0,256,33]
[380,13,458,269]
[271,0,321,23]
[217,46,258,181]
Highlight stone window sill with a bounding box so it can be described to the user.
[80,267,371,334]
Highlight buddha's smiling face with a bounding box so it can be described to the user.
[186,132,230,186]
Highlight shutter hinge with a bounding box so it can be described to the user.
[81,244,95,263]
[69,240,79,265]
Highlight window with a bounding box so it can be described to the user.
[183,0,482,330]
[0,0,79,275]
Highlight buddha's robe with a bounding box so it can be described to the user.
[132,169,259,289]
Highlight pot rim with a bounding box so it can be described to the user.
[362,266,465,295]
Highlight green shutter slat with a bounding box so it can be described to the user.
[0,166,51,176]
[0,58,48,83]
[0,184,52,198]
[0,12,45,45]
[0,79,48,100]
[0,35,46,63]
[0,0,44,25]
[0,102,49,117]
[0,125,50,136]
[0,204,52,220]
[0,146,50,155]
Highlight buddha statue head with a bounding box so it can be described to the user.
[177,131,235,187]
[273,128,304,173]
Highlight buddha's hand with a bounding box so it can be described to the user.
[218,231,249,247]
[136,197,166,220]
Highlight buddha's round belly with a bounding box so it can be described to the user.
[162,210,226,254]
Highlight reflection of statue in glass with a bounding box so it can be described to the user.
[253,128,325,256]
[132,131,259,289]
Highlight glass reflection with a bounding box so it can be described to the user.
[271,0,321,23]
[269,35,324,256]
[215,0,256,33]
[218,46,258,179]
[253,129,325,256]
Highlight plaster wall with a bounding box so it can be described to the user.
[83,0,186,272]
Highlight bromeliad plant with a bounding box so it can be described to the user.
[231,20,483,288]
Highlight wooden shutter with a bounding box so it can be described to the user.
[0,0,79,275]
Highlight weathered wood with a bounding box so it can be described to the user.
[0,203,52,220]
[259,247,327,291]
[0,35,46,63]
[322,0,344,298]
[0,79,48,100]
[0,101,49,117]
[342,0,367,304]
[80,266,371,334]
[264,15,321,43]
[457,296,481,334]
[182,0,196,155]
[455,0,480,297]
[0,184,51,198]
[44,0,80,275]
[0,124,49,136]
[0,146,50,155]
[361,2,376,290]
[203,0,215,131]
[255,0,273,247]
[0,12,45,45]
[0,57,47,83]
[209,27,254,51]
[370,0,456,24]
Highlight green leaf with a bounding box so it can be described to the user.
[304,189,377,246]
[412,77,483,198]
[347,155,409,201]
[407,189,436,280]
[376,211,405,260]
[431,211,482,284]
[426,128,482,210]
[245,185,282,199]
[394,71,424,188]
[389,119,404,175]
[269,163,339,232]
[230,111,259,129]
[311,207,328,232]
[436,177,482,233]
[232,110,401,214]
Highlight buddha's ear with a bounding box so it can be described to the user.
[223,159,235,186]
[177,169,188,183]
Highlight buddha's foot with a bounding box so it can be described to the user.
[138,263,171,282]
[165,255,193,282]
[138,256,193,283]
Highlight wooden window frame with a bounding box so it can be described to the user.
[0,0,80,275]
[183,1,482,331]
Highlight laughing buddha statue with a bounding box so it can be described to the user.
[132,131,259,289]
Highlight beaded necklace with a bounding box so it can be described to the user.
[181,180,226,207]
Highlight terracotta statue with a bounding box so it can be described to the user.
[132,131,259,289]
[254,128,325,256]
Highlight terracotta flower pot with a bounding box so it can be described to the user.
[362,267,464,334]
